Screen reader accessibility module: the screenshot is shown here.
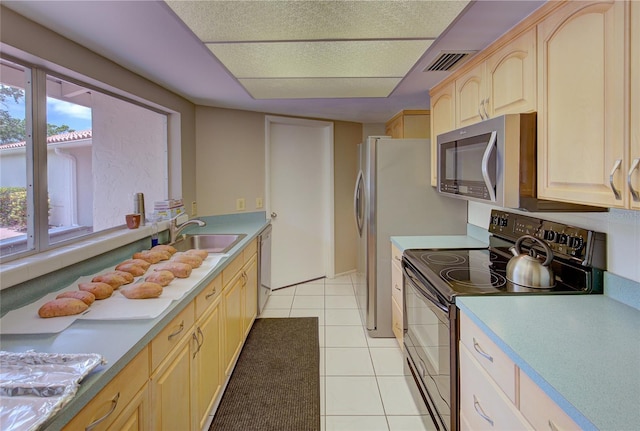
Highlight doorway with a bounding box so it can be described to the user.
[265,116,334,289]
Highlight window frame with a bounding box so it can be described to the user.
[0,56,171,263]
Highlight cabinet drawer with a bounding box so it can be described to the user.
[222,254,243,286]
[459,344,532,431]
[391,260,403,306]
[62,347,149,431]
[195,274,222,319]
[151,303,195,371]
[243,238,257,261]
[520,369,581,431]
[459,312,517,402]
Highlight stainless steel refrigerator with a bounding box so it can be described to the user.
[353,136,468,337]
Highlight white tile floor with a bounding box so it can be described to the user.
[258,274,435,431]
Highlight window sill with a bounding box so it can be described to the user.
[0,222,169,291]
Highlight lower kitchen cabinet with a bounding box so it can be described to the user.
[62,347,150,431]
[459,309,584,430]
[64,239,260,431]
[390,243,403,347]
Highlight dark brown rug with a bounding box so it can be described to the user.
[209,317,320,431]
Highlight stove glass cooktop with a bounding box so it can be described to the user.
[404,248,583,297]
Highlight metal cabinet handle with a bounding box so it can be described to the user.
[393,283,401,291]
[205,288,217,299]
[482,98,490,119]
[548,419,560,431]
[609,159,622,200]
[85,392,120,431]
[473,337,494,363]
[628,158,640,202]
[270,212,277,218]
[478,101,485,120]
[473,395,494,426]
[192,328,204,359]
[168,321,184,340]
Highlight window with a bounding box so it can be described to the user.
[0,59,168,260]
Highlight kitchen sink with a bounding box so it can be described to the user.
[171,233,246,254]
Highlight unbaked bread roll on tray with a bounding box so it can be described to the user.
[185,249,208,260]
[145,270,175,287]
[56,290,96,306]
[120,282,163,299]
[114,262,147,277]
[151,244,178,256]
[92,272,128,289]
[78,281,114,299]
[112,270,135,283]
[39,298,89,318]
[170,252,203,268]
[118,258,151,270]
[132,250,170,264]
[154,262,192,278]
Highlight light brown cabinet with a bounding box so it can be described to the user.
[62,347,149,431]
[537,0,628,208]
[631,1,640,210]
[455,62,486,127]
[459,310,584,430]
[385,110,431,139]
[66,237,261,431]
[390,243,403,347]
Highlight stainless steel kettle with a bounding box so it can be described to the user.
[506,235,555,288]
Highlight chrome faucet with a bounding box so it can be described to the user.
[169,214,206,243]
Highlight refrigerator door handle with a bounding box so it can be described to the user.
[353,170,365,237]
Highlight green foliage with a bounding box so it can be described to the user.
[0,187,27,230]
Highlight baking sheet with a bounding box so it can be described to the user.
[0,253,228,334]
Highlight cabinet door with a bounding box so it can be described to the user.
[106,384,149,431]
[631,1,640,210]
[519,370,581,431]
[456,62,486,127]
[223,275,244,376]
[459,344,533,431]
[537,0,626,208]
[430,83,455,186]
[385,115,403,138]
[62,347,149,431]
[243,254,258,335]
[487,27,536,117]
[150,334,194,431]
[193,296,223,430]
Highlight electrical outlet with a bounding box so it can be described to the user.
[191,201,197,216]
[236,198,246,211]
[256,197,263,209]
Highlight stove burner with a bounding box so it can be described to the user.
[421,252,466,266]
[439,267,507,288]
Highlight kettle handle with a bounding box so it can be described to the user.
[514,235,554,266]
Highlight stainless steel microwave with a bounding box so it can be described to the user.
[436,113,605,212]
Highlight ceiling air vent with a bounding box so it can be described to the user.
[424,51,477,72]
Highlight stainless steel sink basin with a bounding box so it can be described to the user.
[171,233,246,253]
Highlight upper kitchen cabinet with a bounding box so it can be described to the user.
[486,27,537,118]
[537,0,628,208]
[430,83,455,186]
[630,1,640,210]
[455,28,537,128]
[385,110,431,139]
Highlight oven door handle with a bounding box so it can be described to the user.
[403,264,448,313]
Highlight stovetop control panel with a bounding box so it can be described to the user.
[488,210,606,268]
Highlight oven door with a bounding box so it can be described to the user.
[403,262,456,431]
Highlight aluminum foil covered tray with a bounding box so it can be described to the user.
[0,350,106,431]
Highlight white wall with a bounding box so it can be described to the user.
[468,202,640,283]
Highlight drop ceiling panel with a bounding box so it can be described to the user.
[239,78,401,99]
[207,40,433,78]
[166,1,470,41]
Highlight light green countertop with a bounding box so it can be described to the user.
[391,225,489,251]
[457,295,640,431]
[0,213,270,430]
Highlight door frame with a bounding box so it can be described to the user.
[265,115,335,280]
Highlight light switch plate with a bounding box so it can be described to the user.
[256,197,263,209]
[236,198,246,211]
[191,201,197,216]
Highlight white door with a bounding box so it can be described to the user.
[265,116,334,289]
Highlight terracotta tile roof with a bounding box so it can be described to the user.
[0,130,92,150]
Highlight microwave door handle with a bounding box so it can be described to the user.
[481,131,498,202]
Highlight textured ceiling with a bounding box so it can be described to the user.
[166,0,468,99]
